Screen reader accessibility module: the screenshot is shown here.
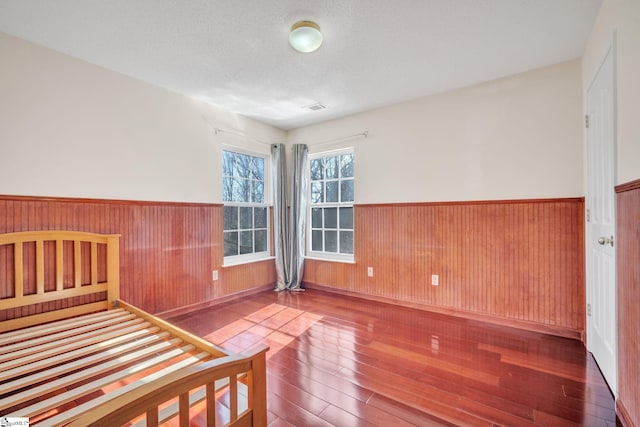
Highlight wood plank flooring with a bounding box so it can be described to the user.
[168,289,617,426]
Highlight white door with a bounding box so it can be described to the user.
[585,43,617,394]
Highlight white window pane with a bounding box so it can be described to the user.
[326,156,339,179]
[310,159,324,180]
[326,181,338,202]
[252,157,264,180]
[252,181,264,203]
[224,231,238,256]
[340,154,354,178]
[325,231,338,252]
[223,151,235,176]
[311,208,322,228]
[340,179,354,202]
[312,230,323,251]
[340,231,354,254]
[311,182,324,203]
[324,208,337,229]
[339,207,353,229]
[223,206,238,230]
[239,207,253,229]
[254,207,267,228]
[223,177,235,202]
[236,153,251,178]
[240,231,253,254]
[255,230,267,252]
[234,179,250,202]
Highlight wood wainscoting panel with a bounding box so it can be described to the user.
[219,260,277,299]
[0,195,276,315]
[303,198,585,337]
[616,179,640,427]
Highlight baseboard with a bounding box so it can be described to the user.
[304,282,583,341]
[617,400,635,427]
[158,284,274,319]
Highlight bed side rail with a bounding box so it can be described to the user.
[118,299,229,358]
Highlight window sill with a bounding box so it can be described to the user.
[304,255,356,265]
[223,255,275,268]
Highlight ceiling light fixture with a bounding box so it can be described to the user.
[289,20,323,53]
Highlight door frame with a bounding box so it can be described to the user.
[584,32,618,396]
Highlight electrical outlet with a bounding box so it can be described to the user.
[431,335,440,352]
[431,274,439,286]
[367,267,374,277]
[212,270,219,281]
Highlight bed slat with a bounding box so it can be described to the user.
[0,301,109,333]
[0,333,168,408]
[179,392,190,426]
[1,334,175,403]
[206,382,216,425]
[0,311,137,355]
[146,408,159,427]
[91,241,98,286]
[230,373,239,421]
[74,239,82,287]
[36,239,44,295]
[0,322,158,377]
[31,350,210,427]
[1,340,193,414]
[0,308,127,346]
[56,238,64,291]
[13,242,23,302]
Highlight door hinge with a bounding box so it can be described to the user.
[585,114,590,128]
[587,304,591,316]
[586,208,590,222]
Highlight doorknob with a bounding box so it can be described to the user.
[597,236,614,247]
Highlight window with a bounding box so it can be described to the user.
[223,149,269,263]
[308,149,354,261]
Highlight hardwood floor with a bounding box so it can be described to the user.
[169,289,617,426]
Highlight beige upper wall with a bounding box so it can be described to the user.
[1,30,585,205]
[583,0,640,186]
[0,32,285,203]
[288,59,584,204]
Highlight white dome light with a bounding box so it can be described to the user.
[289,21,323,53]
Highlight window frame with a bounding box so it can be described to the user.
[222,146,272,266]
[306,148,355,263]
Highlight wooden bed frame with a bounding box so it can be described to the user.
[0,230,268,426]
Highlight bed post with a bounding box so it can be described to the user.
[107,234,120,308]
[250,346,268,426]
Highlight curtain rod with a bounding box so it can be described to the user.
[305,131,369,148]
[213,127,275,146]
[214,127,369,148]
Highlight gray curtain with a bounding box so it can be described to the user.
[271,144,289,291]
[287,144,309,291]
[271,143,309,291]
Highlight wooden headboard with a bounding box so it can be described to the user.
[0,230,120,332]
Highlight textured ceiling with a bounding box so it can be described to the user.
[0,0,602,130]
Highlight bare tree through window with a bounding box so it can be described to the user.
[223,150,268,259]
[309,151,354,258]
